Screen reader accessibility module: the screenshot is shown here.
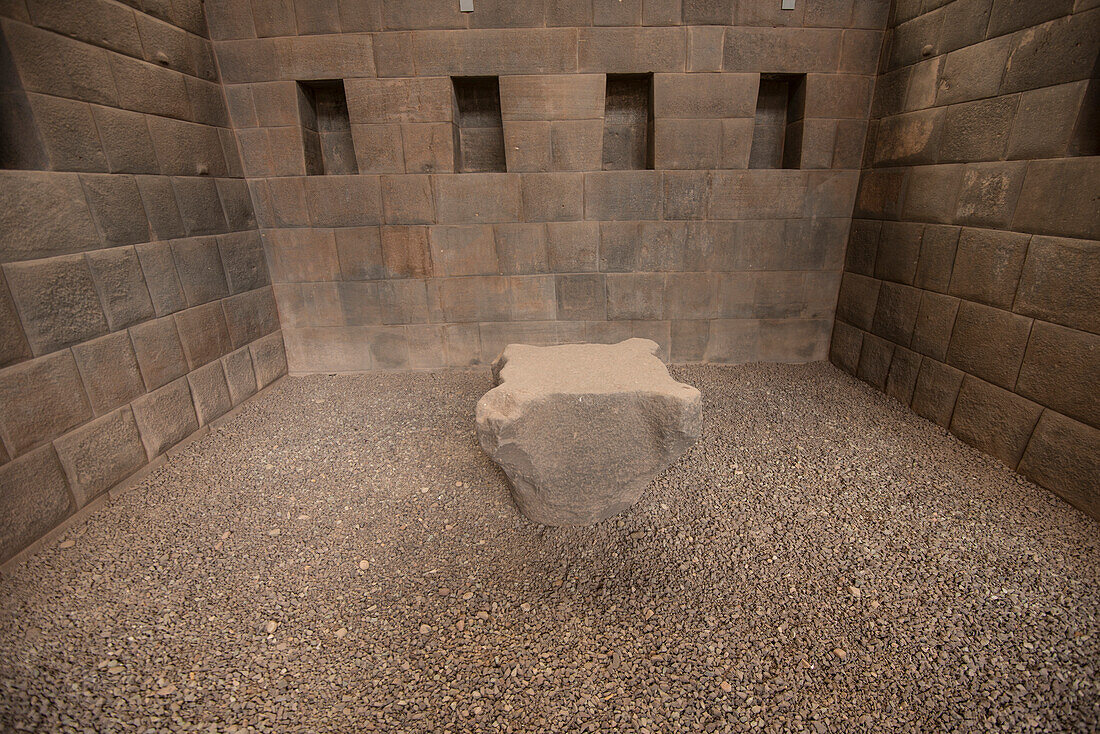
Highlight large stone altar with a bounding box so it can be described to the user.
[475,339,703,525]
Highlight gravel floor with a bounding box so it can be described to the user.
[1,363,1097,733]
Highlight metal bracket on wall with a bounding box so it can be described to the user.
[460,0,473,11]
[782,0,796,9]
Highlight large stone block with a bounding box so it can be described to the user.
[380,226,433,279]
[935,34,1015,106]
[555,274,606,321]
[871,282,920,347]
[130,316,188,391]
[3,18,118,104]
[914,225,960,294]
[477,339,700,526]
[432,276,510,322]
[1013,236,1099,335]
[549,119,604,171]
[0,171,100,261]
[835,272,880,331]
[507,275,556,322]
[223,287,279,348]
[86,246,155,331]
[728,26,842,69]
[0,351,92,457]
[499,74,605,120]
[380,175,435,225]
[175,301,232,369]
[0,445,73,564]
[433,174,522,225]
[902,164,963,225]
[264,228,341,283]
[948,228,1030,310]
[172,176,229,234]
[939,96,1019,163]
[874,220,922,285]
[303,175,382,227]
[1001,10,1100,95]
[1012,158,1100,241]
[654,119,721,169]
[216,179,256,231]
[187,360,232,426]
[344,77,453,124]
[53,407,145,506]
[709,171,807,220]
[91,105,159,174]
[1016,321,1099,428]
[25,94,107,173]
[3,255,108,356]
[429,225,499,277]
[950,376,1042,469]
[873,108,946,166]
[171,237,230,306]
[856,332,894,390]
[1007,81,1090,160]
[71,331,145,417]
[1018,411,1100,520]
[131,376,198,458]
[606,273,666,320]
[885,346,921,406]
[945,301,1032,390]
[653,73,757,118]
[494,224,549,275]
[578,27,686,73]
[910,358,964,428]
[80,174,151,246]
[275,33,376,79]
[222,346,257,406]
[910,291,960,362]
[829,319,863,374]
[218,231,268,295]
[135,175,186,240]
[250,331,287,387]
[545,221,599,272]
[954,162,1027,229]
[520,173,584,222]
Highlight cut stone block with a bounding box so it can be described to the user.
[0,445,73,564]
[131,376,198,459]
[53,407,145,506]
[476,338,702,526]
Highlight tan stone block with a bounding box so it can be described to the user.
[53,404,145,505]
[503,121,552,173]
[3,255,108,356]
[274,33,375,79]
[0,351,92,456]
[494,223,549,275]
[653,73,758,119]
[345,77,453,124]
[249,331,287,387]
[130,316,188,391]
[187,360,231,426]
[222,346,257,405]
[0,171,100,261]
[3,18,118,104]
[381,175,434,224]
[175,302,232,369]
[579,27,687,73]
[71,331,145,417]
[0,445,72,563]
[499,74,605,121]
[950,376,1042,469]
[1019,411,1100,520]
[380,226,434,278]
[401,122,455,173]
[549,119,604,171]
[335,227,385,281]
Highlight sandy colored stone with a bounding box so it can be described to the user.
[476,339,701,526]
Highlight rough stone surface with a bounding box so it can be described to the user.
[476,339,702,525]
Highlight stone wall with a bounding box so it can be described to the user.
[0,0,288,564]
[829,0,1099,518]
[206,0,889,372]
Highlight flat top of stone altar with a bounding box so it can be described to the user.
[492,338,692,396]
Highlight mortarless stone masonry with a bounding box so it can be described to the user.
[830,1,1099,519]
[0,0,1095,561]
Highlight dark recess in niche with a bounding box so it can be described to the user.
[748,74,806,170]
[297,80,358,175]
[452,76,506,173]
[602,74,654,170]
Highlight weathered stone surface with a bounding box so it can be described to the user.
[476,339,701,526]
[1018,411,1100,520]
[0,445,72,564]
[53,407,145,506]
[131,376,198,458]
[187,360,231,426]
[3,254,108,355]
[71,331,145,416]
[0,351,92,456]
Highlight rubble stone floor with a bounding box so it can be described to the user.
[1,363,1097,733]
